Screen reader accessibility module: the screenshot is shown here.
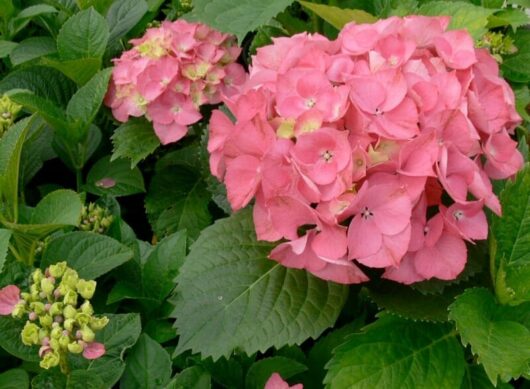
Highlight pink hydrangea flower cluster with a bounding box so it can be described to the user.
[105,20,246,144]
[208,16,524,285]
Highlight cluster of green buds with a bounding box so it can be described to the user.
[167,0,193,18]
[79,203,114,234]
[0,95,22,135]
[477,31,517,63]
[12,262,108,372]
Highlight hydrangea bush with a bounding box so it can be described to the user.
[0,0,529,388]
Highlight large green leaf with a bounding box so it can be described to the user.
[111,118,160,168]
[172,209,348,360]
[0,317,39,362]
[145,165,211,240]
[185,0,295,42]
[166,367,211,389]
[42,232,133,279]
[57,8,109,61]
[448,288,530,384]
[0,369,29,389]
[417,1,495,40]
[324,315,466,388]
[42,57,103,86]
[460,365,512,389]
[30,189,82,226]
[502,30,530,84]
[66,370,105,389]
[0,41,17,58]
[0,66,76,107]
[490,165,530,305]
[8,91,68,133]
[85,156,145,197]
[106,0,148,47]
[120,334,172,389]
[298,1,376,29]
[9,36,56,66]
[487,8,530,30]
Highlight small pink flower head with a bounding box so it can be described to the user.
[0,285,20,315]
[83,342,106,360]
[264,373,303,389]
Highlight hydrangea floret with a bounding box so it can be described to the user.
[0,95,22,135]
[0,262,108,372]
[105,19,246,145]
[79,203,114,234]
[208,16,524,285]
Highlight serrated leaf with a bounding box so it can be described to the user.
[448,288,530,384]
[0,369,29,389]
[145,166,210,240]
[185,0,295,42]
[57,8,109,61]
[245,357,307,389]
[120,334,172,389]
[14,4,57,19]
[85,156,145,197]
[0,229,12,273]
[298,1,376,30]
[0,66,76,107]
[30,189,82,226]
[111,118,160,168]
[20,119,55,185]
[166,367,211,389]
[66,68,112,139]
[0,317,40,362]
[42,232,133,279]
[66,370,105,389]
[487,8,530,31]
[8,91,68,133]
[144,319,177,344]
[143,230,186,301]
[490,165,530,305]
[460,364,512,389]
[107,0,148,47]
[172,209,348,360]
[9,37,56,66]
[417,1,495,40]
[324,315,465,388]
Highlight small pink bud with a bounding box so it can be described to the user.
[29,312,37,321]
[44,303,51,311]
[54,316,63,324]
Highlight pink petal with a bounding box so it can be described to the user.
[224,155,261,211]
[348,217,383,259]
[83,342,106,360]
[0,285,20,315]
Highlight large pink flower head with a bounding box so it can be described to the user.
[105,20,246,145]
[208,16,523,285]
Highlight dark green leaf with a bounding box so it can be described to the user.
[0,41,17,58]
[0,317,39,362]
[66,370,105,389]
[0,369,29,389]
[165,367,211,389]
[85,156,145,197]
[0,229,12,273]
[41,57,103,86]
[107,0,148,46]
[31,370,67,389]
[9,37,56,66]
[111,118,160,168]
[487,8,530,30]
[30,189,82,226]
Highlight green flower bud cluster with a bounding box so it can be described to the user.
[14,262,108,372]
[79,203,114,234]
[166,0,193,19]
[0,95,22,135]
[477,31,517,63]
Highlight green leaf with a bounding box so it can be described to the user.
[0,41,18,58]
[52,124,101,171]
[502,31,530,83]
[85,156,145,197]
[66,68,112,139]
[143,230,186,301]
[0,116,33,222]
[20,118,55,185]
[144,319,177,344]
[30,189,82,226]
[487,8,530,31]
[66,370,105,389]
[8,91,68,133]
[145,166,211,240]
[14,4,57,20]
[111,118,160,168]
[107,0,148,47]
[245,357,307,389]
[185,0,295,42]
[0,66,76,107]
[69,313,142,387]
[490,165,530,305]
[172,209,348,360]
[417,1,495,40]
[166,367,211,389]
[0,229,12,273]
[366,280,464,322]
[42,57,103,86]
[120,334,172,389]
[107,280,146,304]
[57,8,109,61]
[0,369,29,389]
[448,288,530,384]
[42,232,133,279]
[9,36,56,66]
[31,370,67,389]
[325,315,466,388]
[298,1,376,29]
[460,364,512,389]
[0,317,39,362]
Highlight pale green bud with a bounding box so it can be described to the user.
[64,319,75,332]
[49,338,60,351]
[30,302,45,315]
[32,269,44,284]
[63,305,77,320]
[49,302,63,316]
[90,316,109,331]
[39,314,53,328]
[75,312,91,326]
[11,303,26,319]
[50,327,62,340]
[39,350,60,369]
[38,328,49,343]
[76,279,96,300]
[48,262,67,278]
[40,278,55,296]
[68,341,84,354]
[79,325,95,342]
[21,292,32,302]
[63,290,78,306]
[62,269,79,289]
[21,322,40,345]
[80,301,93,315]
[30,284,40,295]
[59,335,70,349]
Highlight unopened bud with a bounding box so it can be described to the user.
[67,341,84,354]
[21,322,40,345]
[90,316,109,331]
[48,262,67,278]
[40,350,60,369]
[63,290,78,306]
[76,279,96,300]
